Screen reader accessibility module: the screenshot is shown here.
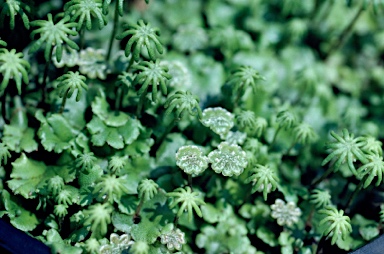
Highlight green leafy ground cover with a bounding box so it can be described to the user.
[1,0,384,253]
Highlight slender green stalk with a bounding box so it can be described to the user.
[285,140,296,156]
[13,95,23,110]
[188,174,193,191]
[269,126,282,149]
[325,3,365,59]
[311,166,334,187]
[156,120,177,146]
[12,96,25,125]
[344,176,366,212]
[312,0,334,24]
[234,91,242,109]
[305,206,316,229]
[173,215,179,228]
[133,198,144,222]
[42,58,51,104]
[115,86,123,110]
[310,0,321,19]
[106,0,120,61]
[42,59,50,86]
[127,56,135,70]
[41,59,52,91]
[59,89,70,114]
[79,28,86,49]
[338,180,351,200]
[136,92,147,117]
[311,244,317,254]
[1,87,8,124]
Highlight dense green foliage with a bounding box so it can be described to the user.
[1,0,384,253]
